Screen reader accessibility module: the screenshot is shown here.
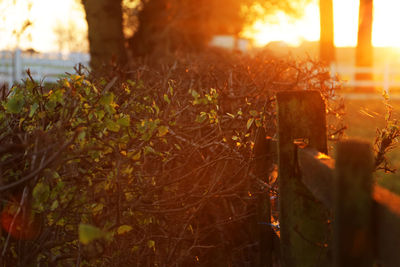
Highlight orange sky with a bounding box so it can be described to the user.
[1,0,400,52]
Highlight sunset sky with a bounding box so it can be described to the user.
[1,0,400,52]
[244,0,400,47]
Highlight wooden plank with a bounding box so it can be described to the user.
[297,147,334,208]
[276,90,331,267]
[298,146,400,266]
[373,186,400,267]
[253,127,273,267]
[297,142,400,266]
[333,140,374,267]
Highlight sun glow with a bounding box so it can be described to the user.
[0,0,87,52]
[242,3,320,47]
[2,0,400,52]
[242,0,400,48]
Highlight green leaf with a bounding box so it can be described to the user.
[33,182,50,212]
[29,102,39,117]
[127,80,136,87]
[25,79,36,91]
[132,150,141,161]
[33,182,50,203]
[95,109,105,120]
[50,200,59,211]
[144,146,156,155]
[195,112,207,123]
[49,89,65,105]
[249,110,258,117]
[163,94,171,104]
[91,203,104,215]
[117,225,133,235]
[152,102,160,115]
[168,83,174,95]
[157,125,169,137]
[174,144,181,150]
[247,118,254,130]
[100,93,114,106]
[147,240,156,251]
[52,171,60,179]
[255,118,262,127]
[117,115,130,127]
[190,89,199,98]
[106,119,120,132]
[78,130,86,141]
[131,245,140,253]
[226,113,235,118]
[5,95,24,114]
[79,224,104,245]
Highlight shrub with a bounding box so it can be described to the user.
[0,51,343,266]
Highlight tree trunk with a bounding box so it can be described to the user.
[319,0,335,64]
[129,0,210,57]
[355,0,374,92]
[82,0,127,70]
[129,0,170,57]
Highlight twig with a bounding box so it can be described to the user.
[0,130,80,192]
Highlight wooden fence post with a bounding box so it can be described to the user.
[276,90,331,267]
[333,140,374,267]
[253,127,273,267]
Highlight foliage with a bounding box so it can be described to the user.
[0,51,343,266]
[374,92,400,173]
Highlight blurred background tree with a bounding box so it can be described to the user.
[82,0,127,69]
[356,0,374,91]
[82,0,319,68]
[319,0,335,64]
[53,19,89,53]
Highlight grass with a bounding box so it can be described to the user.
[342,96,400,194]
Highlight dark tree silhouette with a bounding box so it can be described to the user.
[319,0,335,64]
[128,0,303,56]
[82,0,127,70]
[356,0,374,91]
[82,0,311,64]
[129,0,210,56]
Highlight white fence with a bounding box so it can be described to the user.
[0,49,90,87]
[331,64,400,94]
[2,50,400,96]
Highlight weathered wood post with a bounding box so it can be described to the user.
[374,186,400,267]
[333,140,374,267]
[276,90,330,267]
[253,127,273,267]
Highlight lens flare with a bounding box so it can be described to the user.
[1,201,41,240]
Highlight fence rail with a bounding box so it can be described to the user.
[298,145,400,267]
[1,50,399,95]
[0,49,90,86]
[331,64,400,94]
[270,90,400,267]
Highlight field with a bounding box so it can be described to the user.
[267,43,400,67]
[342,96,400,194]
